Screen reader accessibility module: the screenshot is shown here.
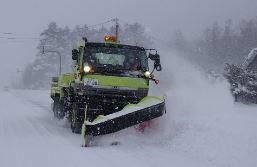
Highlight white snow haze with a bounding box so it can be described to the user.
[1,0,257,86]
[0,1,257,167]
[1,53,257,167]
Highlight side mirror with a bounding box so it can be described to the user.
[148,53,160,61]
[155,64,162,71]
[149,53,162,71]
[52,77,59,82]
[72,49,79,60]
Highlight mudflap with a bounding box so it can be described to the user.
[81,96,166,145]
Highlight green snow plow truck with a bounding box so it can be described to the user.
[50,35,166,146]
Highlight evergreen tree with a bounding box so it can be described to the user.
[172,17,257,72]
[21,21,153,89]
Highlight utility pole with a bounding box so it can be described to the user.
[115,18,119,42]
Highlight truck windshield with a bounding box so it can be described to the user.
[84,46,148,76]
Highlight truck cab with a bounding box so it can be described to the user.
[69,36,163,132]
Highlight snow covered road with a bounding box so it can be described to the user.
[1,88,257,167]
[1,55,257,167]
[0,90,209,167]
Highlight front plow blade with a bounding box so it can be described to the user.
[83,96,166,136]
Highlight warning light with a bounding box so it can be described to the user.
[104,35,117,43]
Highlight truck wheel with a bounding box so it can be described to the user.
[53,101,60,118]
[71,103,84,134]
[53,100,65,120]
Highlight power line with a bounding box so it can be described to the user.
[0,18,125,43]
[0,32,14,35]
[87,18,116,28]
[0,31,40,41]
[0,19,117,42]
[0,36,40,40]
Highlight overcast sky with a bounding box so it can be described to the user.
[0,0,257,86]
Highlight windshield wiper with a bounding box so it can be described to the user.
[92,64,145,77]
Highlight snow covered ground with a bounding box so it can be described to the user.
[1,55,257,167]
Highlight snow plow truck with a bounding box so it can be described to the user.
[50,35,166,146]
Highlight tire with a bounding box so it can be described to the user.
[71,102,84,134]
[53,100,65,120]
[53,100,60,118]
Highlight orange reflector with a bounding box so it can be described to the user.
[104,35,117,43]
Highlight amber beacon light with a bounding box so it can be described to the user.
[104,35,117,43]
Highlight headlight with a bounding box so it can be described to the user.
[144,71,151,78]
[84,65,91,73]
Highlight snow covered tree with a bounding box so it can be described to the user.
[224,63,257,103]
[172,17,257,72]
[121,23,153,48]
[171,30,189,52]
[21,21,153,89]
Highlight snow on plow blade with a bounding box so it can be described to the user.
[83,96,166,136]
